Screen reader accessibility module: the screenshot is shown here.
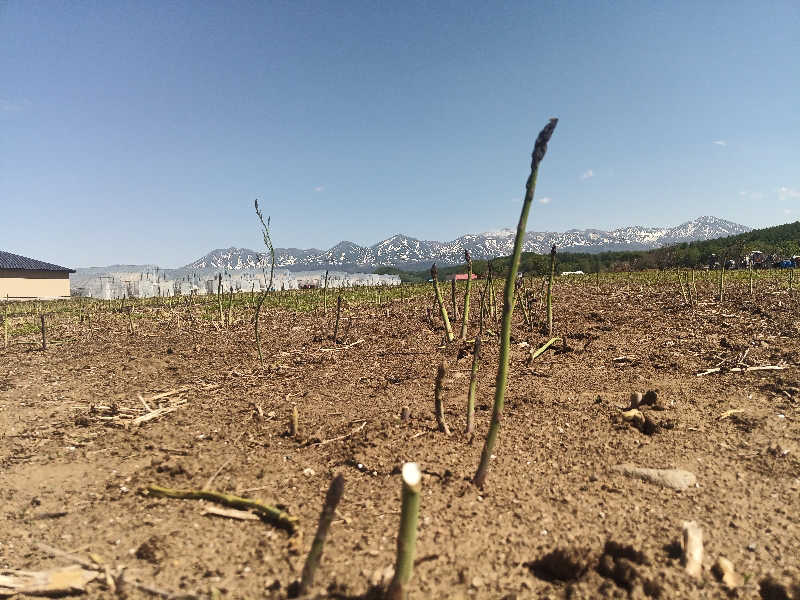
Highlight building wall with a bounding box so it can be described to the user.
[0,270,71,299]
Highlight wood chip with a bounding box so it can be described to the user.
[719,409,746,420]
[712,556,742,589]
[696,365,788,377]
[0,565,98,597]
[131,401,188,427]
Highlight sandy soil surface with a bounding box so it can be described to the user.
[1,278,799,599]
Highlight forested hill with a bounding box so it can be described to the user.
[377,221,800,281]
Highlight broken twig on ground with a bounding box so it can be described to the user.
[145,485,299,534]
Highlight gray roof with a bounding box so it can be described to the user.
[0,250,75,273]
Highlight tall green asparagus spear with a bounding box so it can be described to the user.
[473,118,558,489]
[546,244,556,336]
[459,250,473,340]
[430,264,454,343]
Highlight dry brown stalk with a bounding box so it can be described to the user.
[434,362,451,435]
[40,313,46,350]
[310,420,367,447]
[332,294,342,344]
[431,264,454,343]
[290,405,300,438]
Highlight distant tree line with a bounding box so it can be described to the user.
[376,221,800,281]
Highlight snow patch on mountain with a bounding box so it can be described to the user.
[183,216,751,272]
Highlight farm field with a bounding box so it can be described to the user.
[1,272,799,599]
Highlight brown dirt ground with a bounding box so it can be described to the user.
[1,279,799,599]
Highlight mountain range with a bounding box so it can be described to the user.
[184,216,750,273]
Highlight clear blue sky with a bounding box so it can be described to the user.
[2,1,798,268]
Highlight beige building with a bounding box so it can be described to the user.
[0,250,74,300]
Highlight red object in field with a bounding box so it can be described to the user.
[453,273,478,281]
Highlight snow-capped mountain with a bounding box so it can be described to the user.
[184,216,751,273]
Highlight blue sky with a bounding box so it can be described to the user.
[2,1,798,267]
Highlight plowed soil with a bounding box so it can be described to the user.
[2,279,799,599]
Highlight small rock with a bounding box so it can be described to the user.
[369,566,393,587]
[621,409,644,423]
[302,468,315,477]
[642,390,665,410]
[613,464,696,491]
[712,556,742,589]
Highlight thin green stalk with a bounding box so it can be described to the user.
[323,269,329,316]
[227,286,234,326]
[459,250,473,340]
[146,485,297,534]
[490,269,498,319]
[465,336,481,435]
[473,118,557,489]
[254,199,275,369]
[465,294,484,435]
[485,261,495,319]
[431,264,454,343]
[254,292,266,367]
[217,274,224,326]
[546,244,556,335]
[678,269,689,305]
[450,278,458,321]
[333,294,342,344]
[515,276,532,329]
[529,336,560,363]
[434,362,451,435]
[387,463,422,600]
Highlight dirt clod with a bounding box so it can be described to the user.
[135,535,166,565]
[528,547,594,582]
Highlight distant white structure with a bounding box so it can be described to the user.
[72,267,399,299]
[561,270,585,276]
